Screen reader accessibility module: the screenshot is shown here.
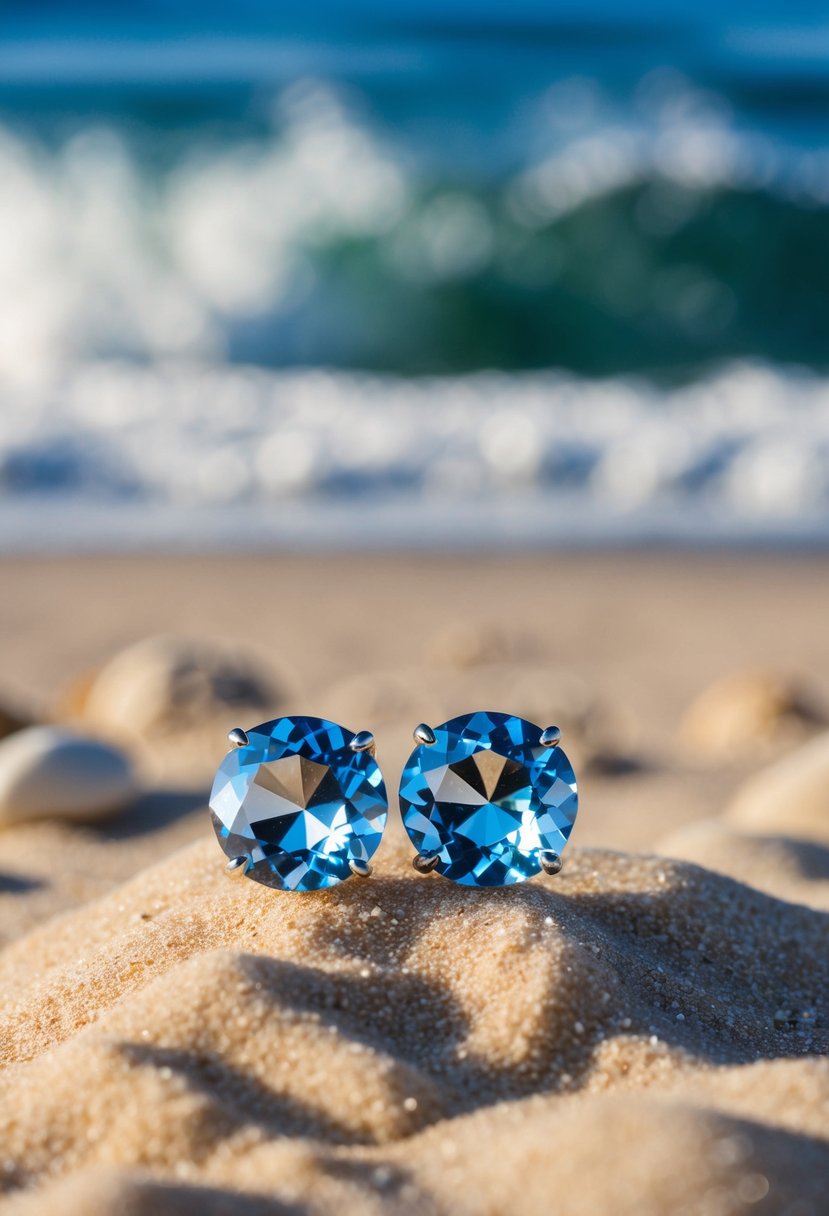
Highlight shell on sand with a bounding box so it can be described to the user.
[680,670,825,760]
[0,840,827,1214]
[727,730,829,844]
[0,696,30,741]
[78,635,288,740]
[0,726,135,825]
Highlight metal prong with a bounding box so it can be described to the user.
[225,855,250,878]
[228,727,249,748]
[412,853,440,874]
[350,730,376,755]
[349,858,373,879]
[540,726,562,748]
[413,723,437,746]
[540,850,563,876]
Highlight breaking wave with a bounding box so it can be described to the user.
[1,77,829,381]
[1,360,828,548]
[2,62,829,546]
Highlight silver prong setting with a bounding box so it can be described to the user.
[413,723,437,746]
[539,850,563,876]
[226,855,250,878]
[228,727,249,748]
[350,730,376,755]
[540,726,562,749]
[349,858,373,879]
[412,852,440,875]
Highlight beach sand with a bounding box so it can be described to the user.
[0,552,828,1214]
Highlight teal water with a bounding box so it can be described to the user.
[0,5,828,545]
[0,4,828,376]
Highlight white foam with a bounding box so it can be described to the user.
[0,76,826,549]
[0,84,409,383]
[0,360,827,549]
[0,76,826,386]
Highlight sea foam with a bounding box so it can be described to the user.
[0,360,827,549]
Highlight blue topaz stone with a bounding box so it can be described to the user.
[210,716,387,892]
[400,711,578,887]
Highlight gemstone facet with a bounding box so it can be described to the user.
[210,716,387,892]
[399,711,578,887]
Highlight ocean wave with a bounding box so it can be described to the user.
[1,78,829,380]
[1,360,827,548]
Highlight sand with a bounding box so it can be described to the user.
[0,552,828,1215]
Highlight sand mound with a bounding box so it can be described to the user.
[679,670,825,760]
[658,819,829,912]
[726,731,829,843]
[659,730,829,913]
[7,1087,829,1216]
[1,839,827,1213]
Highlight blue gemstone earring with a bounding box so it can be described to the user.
[399,711,578,887]
[210,717,388,892]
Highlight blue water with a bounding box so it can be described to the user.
[2,2,827,376]
[0,3,827,545]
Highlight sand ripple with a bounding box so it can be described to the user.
[1,838,827,1214]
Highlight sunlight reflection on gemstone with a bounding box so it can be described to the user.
[400,711,578,887]
[210,716,387,892]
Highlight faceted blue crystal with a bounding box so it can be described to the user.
[399,711,578,887]
[209,716,387,892]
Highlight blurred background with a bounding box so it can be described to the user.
[3,12,829,1210]
[1,0,828,918]
[1,0,829,549]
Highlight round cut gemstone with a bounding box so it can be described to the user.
[210,716,387,892]
[399,711,578,887]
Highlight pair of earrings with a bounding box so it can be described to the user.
[209,711,579,891]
